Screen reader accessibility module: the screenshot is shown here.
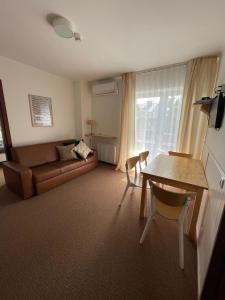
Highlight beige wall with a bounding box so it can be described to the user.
[197,49,225,296]
[80,81,92,141]
[74,81,92,144]
[74,79,121,153]
[206,51,225,166]
[92,79,122,139]
[0,56,76,146]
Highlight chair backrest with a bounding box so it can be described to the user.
[125,156,139,183]
[126,156,140,170]
[139,151,149,163]
[139,151,149,171]
[168,151,193,158]
[149,180,190,207]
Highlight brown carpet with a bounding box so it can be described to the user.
[0,163,197,300]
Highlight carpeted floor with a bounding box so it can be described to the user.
[0,163,197,300]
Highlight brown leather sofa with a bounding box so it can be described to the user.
[2,140,98,199]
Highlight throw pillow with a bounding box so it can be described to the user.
[64,139,82,147]
[74,141,92,160]
[56,144,78,161]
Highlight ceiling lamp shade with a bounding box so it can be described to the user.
[52,17,74,38]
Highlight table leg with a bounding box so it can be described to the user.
[140,175,147,218]
[188,188,204,242]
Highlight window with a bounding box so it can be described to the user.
[135,64,186,160]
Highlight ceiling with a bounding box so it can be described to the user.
[0,0,225,81]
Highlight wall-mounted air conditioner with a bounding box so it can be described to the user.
[92,80,118,96]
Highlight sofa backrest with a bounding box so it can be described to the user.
[11,140,74,168]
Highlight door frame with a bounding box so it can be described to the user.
[201,206,225,299]
[0,79,12,160]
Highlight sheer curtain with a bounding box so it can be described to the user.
[135,64,186,160]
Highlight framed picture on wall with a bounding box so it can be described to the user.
[29,94,53,127]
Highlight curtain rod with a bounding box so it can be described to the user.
[136,54,220,75]
[113,54,220,80]
[114,62,186,79]
[136,61,187,75]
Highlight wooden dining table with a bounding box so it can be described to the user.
[140,154,208,242]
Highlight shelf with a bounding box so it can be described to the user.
[193,99,213,106]
[193,97,214,115]
[85,133,117,139]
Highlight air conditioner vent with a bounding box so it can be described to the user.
[92,80,118,96]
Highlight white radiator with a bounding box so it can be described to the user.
[96,143,117,164]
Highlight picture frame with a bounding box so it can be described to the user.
[29,94,53,127]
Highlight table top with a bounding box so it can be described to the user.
[142,154,208,190]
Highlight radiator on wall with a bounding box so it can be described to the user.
[96,143,117,164]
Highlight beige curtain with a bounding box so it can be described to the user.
[116,73,136,172]
[177,56,219,158]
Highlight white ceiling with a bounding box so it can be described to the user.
[0,0,225,81]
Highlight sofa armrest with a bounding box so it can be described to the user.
[92,149,98,160]
[90,149,98,165]
[2,161,34,199]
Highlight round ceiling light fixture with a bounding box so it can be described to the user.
[51,16,83,41]
[52,16,74,38]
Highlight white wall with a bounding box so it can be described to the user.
[92,79,121,138]
[80,81,92,140]
[0,56,76,146]
[197,49,225,296]
[74,80,92,144]
[206,52,225,166]
[74,81,83,139]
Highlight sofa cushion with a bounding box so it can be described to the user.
[60,151,97,173]
[63,139,82,147]
[86,152,96,164]
[60,160,85,173]
[60,152,96,173]
[32,159,87,183]
[56,144,78,161]
[74,141,93,159]
[11,140,75,168]
[32,151,97,184]
[32,162,63,183]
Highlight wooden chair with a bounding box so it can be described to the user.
[168,151,193,158]
[139,151,149,172]
[140,180,195,269]
[119,156,149,207]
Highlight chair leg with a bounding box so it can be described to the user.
[131,185,135,194]
[119,185,129,207]
[178,204,188,269]
[178,221,184,269]
[139,213,154,244]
